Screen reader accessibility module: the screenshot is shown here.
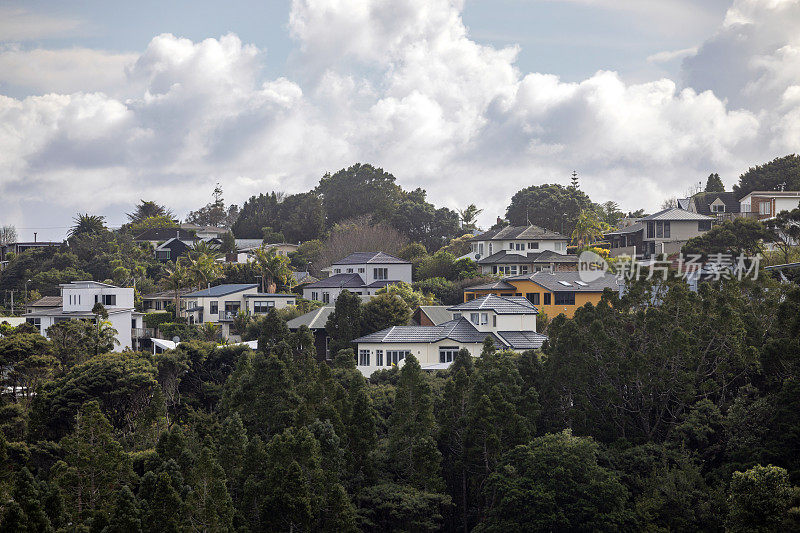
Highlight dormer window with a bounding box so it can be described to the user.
[711,204,725,213]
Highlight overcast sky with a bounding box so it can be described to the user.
[1,0,798,240]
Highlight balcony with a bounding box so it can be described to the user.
[132,327,155,338]
[219,311,239,322]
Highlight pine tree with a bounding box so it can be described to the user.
[104,485,142,533]
[185,441,235,532]
[705,172,725,192]
[9,468,52,532]
[388,355,445,492]
[325,290,364,355]
[139,471,183,533]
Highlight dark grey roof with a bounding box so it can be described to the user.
[355,317,503,344]
[243,293,296,298]
[28,296,62,307]
[496,331,548,350]
[303,273,366,289]
[469,224,568,242]
[134,228,195,241]
[365,280,404,288]
[508,271,620,292]
[448,295,538,314]
[292,271,319,285]
[640,208,713,221]
[605,222,644,236]
[465,280,516,291]
[333,252,410,265]
[142,288,195,300]
[689,192,741,215]
[287,306,334,330]
[477,250,578,265]
[415,306,454,326]
[185,306,203,312]
[184,284,258,297]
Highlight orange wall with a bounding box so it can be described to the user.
[464,280,603,319]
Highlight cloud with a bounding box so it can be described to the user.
[0,0,798,237]
[647,47,698,64]
[0,7,84,41]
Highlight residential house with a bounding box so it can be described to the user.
[686,191,741,220]
[412,306,453,326]
[739,191,800,221]
[154,237,222,263]
[464,271,619,318]
[287,306,335,361]
[605,208,714,258]
[179,223,228,240]
[302,252,412,303]
[183,284,297,338]
[223,241,300,264]
[141,288,196,314]
[1,241,63,264]
[134,228,196,247]
[464,224,575,275]
[23,281,145,351]
[353,295,546,377]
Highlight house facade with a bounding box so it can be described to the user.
[141,288,196,314]
[287,306,335,361]
[302,252,412,303]
[353,295,546,377]
[606,208,714,258]
[739,191,800,221]
[183,284,297,337]
[23,281,145,351]
[463,271,620,318]
[465,224,575,275]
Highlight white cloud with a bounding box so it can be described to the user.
[0,7,84,41]
[647,47,698,64]
[0,0,798,237]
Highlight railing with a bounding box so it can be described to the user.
[219,311,239,322]
[131,328,155,338]
[713,211,760,223]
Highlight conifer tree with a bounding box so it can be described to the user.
[104,485,142,533]
[185,441,235,532]
[325,290,363,355]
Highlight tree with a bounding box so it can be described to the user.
[458,204,483,231]
[127,200,174,224]
[595,201,625,227]
[325,290,364,355]
[185,185,232,228]
[188,252,222,290]
[251,245,292,293]
[682,218,773,259]
[661,197,678,209]
[230,192,283,239]
[0,225,17,246]
[726,465,797,532]
[278,192,326,243]
[219,231,237,254]
[571,208,608,246]
[766,202,800,264]
[362,294,411,333]
[70,214,107,238]
[161,260,192,318]
[734,154,800,198]
[52,401,134,520]
[375,282,436,309]
[316,163,402,226]
[705,172,725,192]
[476,431,631,532]
[104,485,142,533]
[185,441,235,532]
[315,216,409,270]
[505,183,593,235]
[6,468,52,532]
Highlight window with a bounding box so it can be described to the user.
[508,243,514,250]
[387,350,408,365]
[287,300,295,306]
[554,292,575,305]
[26,318,41,332]
[759,202,771,215]
[470,312,480,324]
[493,315,497,327]
[528,242,539,249]
[647,221,655,238]
[480,313,488,325]
[374,267,388,280]
[156,250,171,260]
[515,243,524,250]
[698,221,712,231]
[210,301,218,314]
[376,350,383,366]
[478,244,484,255]
[488,243,493,254]
[322,292,330,304]
[358,349,370,366]
[453,313,462,320]
[334,268,341,274]
[131,318,137,328]
[440,346,459,363]
[544,293,552,305]
[155,300,162,310]
[527,293,540,305]
[102,294,116,306]
[358,268,365,273]
[656,222,663,238]
[520,266,528,274]
[311,292,318,301]
[712,204,725,213]
[663,221,670,238]
[253,301,274,313]
[347,268,353,273]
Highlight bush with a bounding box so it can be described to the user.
[159,323,199,342]
[143,312,175,330]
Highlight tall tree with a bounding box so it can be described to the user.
[251,245,292,293]
[325,290,363,355]
[705,173,725,192]
[571,208,608,246]
[70,214,107,238]
[185,441,235,532]
[505,183,593,235]
[0,225,17,246]
[458,204,483,232]
[316,163,402,226]
[362,294,411,333]
[726,465,796,532]
[186,185,232,228]
[734,154,800,198]
[161,259,192,318]
[127,200,174,224]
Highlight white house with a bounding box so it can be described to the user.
[23,281,144,351]
[183,283,297,337]
[463,225,575,275]
[739,190,800,221]
[302,252,412,303]
[353,294,547,377]
[606,208,715,258]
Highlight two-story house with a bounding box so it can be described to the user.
[302,252,412,303]
[739,190,800,221]
[183,283,297,337]
[606,208,714,258]
[24,281,145,351]
[353,294,546,377]
[464,224,576,275]
[686,191,742,221]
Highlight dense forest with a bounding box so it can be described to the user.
[2,272,800,531]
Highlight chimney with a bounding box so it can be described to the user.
[33,232,37,243]
[497,217,502,226]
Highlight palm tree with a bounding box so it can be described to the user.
[571,209,608,247]
[162,260,192,318]
[127,200,174,224]
[188,239,221,260]
[70,214,107,237]
[251,245,292,293]
[458,204,483,231]
[188,252,222,290]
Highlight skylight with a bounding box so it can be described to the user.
[558,280,572,286]
[574,281,588,286]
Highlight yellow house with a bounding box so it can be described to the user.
[463,272,620,318]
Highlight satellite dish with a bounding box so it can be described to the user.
[172,336,180,343]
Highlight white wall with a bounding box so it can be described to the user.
[62,284,134,312]
[775,197,800,215]
[355,340,484,377]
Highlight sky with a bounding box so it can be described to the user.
[1,0,799,240]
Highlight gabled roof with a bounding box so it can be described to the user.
[468,224,568,242]
[689,192,741,215]
[134,228,195,241]
[465,280,517,291]
[640,208,713,221]
[155,237,193,250]
[605,222,644,236]
[495,330,548,350]
[142,288,196,300]
[448,295,538,314]
[739,190,800,200]
[477,250,578,265]
[184,284,258,298]
[332,251,410,265]
[355,317,502,344]
[303,273,366,289]
[242,293,296,298]
[506,271,620,292]
[287,306,335,330]
[292,271,319,285]
[27,296,63,307]
[415,306,454,326]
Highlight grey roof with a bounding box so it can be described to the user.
[184,284,257,297]
[243,293,296,298]
[365,280,405,288]
[303,273,366,289]
[416,306,454,326]
[355,317,503,344]
[142,288,195,300]
[234,239,265,250]
[640,208,713,221]
[332,252,410,265]
[465,280,517,291]
[28,296,63,307]
[448,295,538,314]
[689,192,741,215]
[507,271,620,292]
[135,228,195,241]
[469,224,568,242]
[292,271,319,285]
[477,250,578,265]
[677,198,691,210]
[496,330,548,350]
[605,222,644,236]
[287,306,335,330]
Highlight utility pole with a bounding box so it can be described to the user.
[7,289,17,316]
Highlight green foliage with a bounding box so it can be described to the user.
[325,290,364,354]
[375,281,436,309]
[706,172,725,192]
[683,217,773,258]
[142,312,173,330]
[734,154,800,198]
[726,464,798,532]
[505,183,593,235]
[362,294,411,333]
